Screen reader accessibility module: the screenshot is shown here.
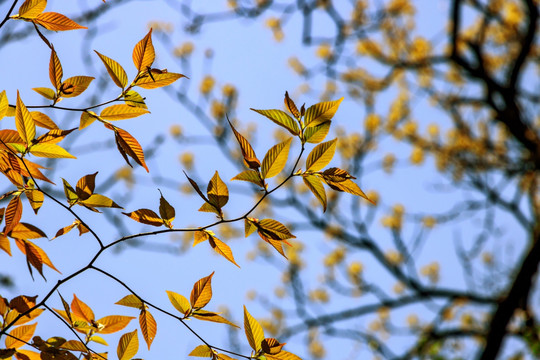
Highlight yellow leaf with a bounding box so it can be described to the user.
[139,309,157,350]
[80,193,122,209]
[89,335,108,346]
[325,179,374,204]
[60,76,94,98]
[183,171,209,203]
[16,92,35,144]
[5,195,22,234]
[74,172,97,201]
[231,170,264,188]
[122,209,163,227]
[257,219,295,241]
[0,90,8,120]
[264,350,302,360]
[34,12,87,31]
[244,218,258,237]
[115,295,143,309]
[79,111,98,130]
[305,138,337,172]
[94,51,128,89]
[59,340,88,352]
[35,128,75,145]
[209,235,240,268]
[100,104,149,121]
[8,222,47,239]
[134,71,185,89]
[106,123,149,172]
[14,350,41,360]
[243,306,265,352]
[166,291,190,316]
[302,175,327,211]
[123,90,147,109]
[198,201,220,216]
[71,294,94,323]
[49,49,63,91]
[207,171,228,209]
[4,308,44,327]
[188,344,213,357]
[5,323,37,349]
[158,191,175,227]
[117,329,138,360]
[29,143,76,158]
[251,109,299,136]
[192,309,239,328]
[97,315,135,334]
[25,189,44,214]
[304,97,343,127]
[62,178,78,205]
[32,87,56,100]
[303,121,330,144]
[0,234,10,256]
[17,0,47,19]
[261,338,285,355]
[133,29,155,72]
[320,167,355,182]
[51,222,77,240]
[284,91,300,118]
[190,272,214,310]
[16,239,61,277]
[227,118,260,169]
[193,230,210,246]
[30,111,58,130]
[261,138,292,179]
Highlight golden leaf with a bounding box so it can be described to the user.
[0,90,9,120]
[303,121,331,144]
[115,295,144,309]
[284,91,300,118]
[80,193,122,209]
[71,294,94,323]
[62,178,78,205]
[16,92,36,144]
[243,306,265,352]
[6,308,44,327]
[158,191,175,228]
[32,87,56,100]
[0,234,10,256]
[321,167,355,182]
[49,49,63,91]
[192,309,239,328]
[29,143,76,159]
[132,29,155,72]
[60,76,94,98]
[207,171,228,209]
[30,111,58,130]
[96,315,135,334]
[264,350,302,360]
[188,345,213,357]
[134,71,185,89]
[106,123,149,172]
[35,128,75,145]
[261,138,292,179]
[261,338,285,355]
[8,222,47,240]
[190,272,214,310]
[15,239,60,277]
[227,118,260,169]
[304,97,343,127]
[79,111,98,130]
[100,104,149,121]
[305,138,337,172]
[209,235,240,268]
[59,340,88,352]
[34,12,87,31]
[94,51,128,89]
[251,109,299,136]
[231,170,264,188]
[25,189,44,214]
[17,0,47,19]
[302,175,327,211]
[166,291,190,316]
[5,323,37,349]
[75,172,97,200]
[122,209,163,227]
[123,90,147,109]
[139,309,157,350]
[244,218,258,237]
[117,329,138,360]
[5,195,22,234]
[324,179,374,204]
[257,219,295,241]
[193,230,210,246]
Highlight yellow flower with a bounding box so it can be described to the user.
[169,124,182,137]
[365,113,381,133]
[422,216,436,228]
[316,43,333,60]
[199,75,215,95]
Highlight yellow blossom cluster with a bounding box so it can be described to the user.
[324,246,347,267]
[147,21,173,33]
[384,249,404,265]
[381,204,405,230]
[199,75,215,95]
[265,17,284,41]
[309,288,330,303]
[179,152,194,170]
[173,42,194,57]
[169,124,183,138]
[420,262,440,283]
[114,166,134,188]
[288,57,306,75]
[316,43,333,60]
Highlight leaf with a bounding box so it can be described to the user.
[251,109,299,136]
[209,235,240,268]
[34,128,73,145]
[30,111,58,130]
[59,340,88,352]
[106,123,149,172]
[0,234,10,255]
[80,193,122,209]
[166,291,190,316]
[115,295,144,309]
[124,90,147,109]
[321,167,356,182]
[258,219,295,241]
[190,272,214,310]
[261,338,285,355]
[117,329,138,360]
[192,309,239,328]
[29,143,76,159]
[16,92,36,144]
[227,118,260,170]
[325,179,374,204]
[5,308,43,327]
[198,202,219,216]
[134,71,185,89]
[5,323,37,349]
[8,222,47,240]
[244,218,258,237]
[0,90,9,120]
[303,121,331,144]
[303,175,327,211]
[51,222,77,240]
[158,191,175,228]
[264,350,302,360]
[75,172,97,200]
[284,91,300,118]
[133,29,155,72]
[96,315,135,334]
[79,111,98,130]
[32,87,56,100]
[304,97,343,127]
[16,239,60,278]
[231,170,264,188]
[5,195,22,234]
[49,49,63,91]
[305,138,337,172]
[188,345,213,357]
[193,230,210,246]
[71,294,94,323]
[243,306,265,352]
[14,350,41,360]
[62,178,78,205]
[34,12,87,31]
[261,138,292,179]
[17,0,47,19]
[100,104,149,121]
[139,309,157,350]
[183,171,209,203]
[122,209,163,227]
[207,171,228,210]
[94,51,128,88]
[89,335,108,346]
[60,76,94,98]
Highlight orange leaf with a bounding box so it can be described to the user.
[0,234,10,256]
[15,239,60,278]
[122,209,163,227]
[71,294,94,323]
[17,0,47,19]
[75,172,97,200]
[190,272,214,310]
[139,309,157,350]
[34,12,87,31]
[227,117,260,170]
[35,128,76,145]
[25,189,44,214]
[132,29,155,72]
[106,123,149,172]
[30,111,58,130]
[209,236,240,268]
[8,222,47,240]
[60,76,94,98]
[5,195,22,234]
[5,323,37,349]
[16,92,36,144]
[49,49,63,91]
[100,104,149,121]
[192,309,239,328]
[284,91,300,118]
[96,315,135,334]
[134,71,185,89]
[193,230,210,247]
[117,329,138,360]
[94,51,128,88]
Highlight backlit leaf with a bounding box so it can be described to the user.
[124,90,147,109]
[9,295,37,314]
[71,294,94,323]
[243,306,265,352]
[16,239,60,277]
[227,118,260,170]
[117,329,138,360]
[258,219,295,241]
[0,90,9,120]
[75,172,97,200]
[5,323,37,349]
[158,191,175,228]
[192,309,239,328]
[325,179,374,204]
[188,345,213,357]
[5,195,22,234]
[94,51,128,88]
[261,338,285,355]
[166,291,190,316]
[134,71,185,89]
[231,170,264,188]
[303,175,327,211]
[133,29,155,72]
[32,87,56,100]
[139,309,157,350]
[106,123,149,172]
[0,234,10,255]
[26,189,44,214]
[305,138,337,172]
[198,202,220,216]
[209,235,240,268]
[29,143,76,159]
[16,92,36,144]
[89,335,108,346]
[79,111,98,130]
[207,171,228,209]
[17,0,47,19]
[284,91,300,118]
[321,167,356,182]
[193,230,210,246]
[60,76,94,98]
[264,350,302,360]
[304,97,343,127]
[96,315,135,334]
[190,272,214,310]
[251,109,299,136]
[35,12,87,31]
[60,340,88,352]
[80,193,122,209]
[115,295,143,309]
[14,349,41,360]
[49,49,63,90]
[261,138,292,179]
[8,222,47,240]
[244,218,258,237]
[100,104,149,121]
[6,308,44,326]
[183,171,209,203]
[122,209,162,227]
[303,121,331,144]
[31,111,58,130]
[62,178,78,205]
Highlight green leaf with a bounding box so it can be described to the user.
[261,138,292,179]
[251,109,300,136]
[304,97,343,127]
[303,175,327,211]
[305,138,337,172]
